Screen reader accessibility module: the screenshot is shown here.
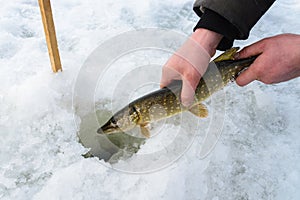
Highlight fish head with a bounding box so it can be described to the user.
[97,105,140,134]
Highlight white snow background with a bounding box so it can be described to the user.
[0,0,300,199]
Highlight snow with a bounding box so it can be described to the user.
[0,0,300,199]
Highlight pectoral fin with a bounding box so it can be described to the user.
[188,103,208,118]
[140,125,150,138]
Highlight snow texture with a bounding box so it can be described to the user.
[0,0,299,199]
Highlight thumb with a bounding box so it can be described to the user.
[160,66,180,88]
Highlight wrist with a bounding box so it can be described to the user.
[191,28,223,57]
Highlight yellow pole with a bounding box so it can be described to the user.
[38,0,62,72]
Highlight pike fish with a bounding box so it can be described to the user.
[97,47,257,137]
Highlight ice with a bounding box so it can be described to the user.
[0,0,300,199]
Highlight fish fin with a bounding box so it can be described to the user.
[188,103,208,118]
[140,125,150,138]
[213,47,240,62]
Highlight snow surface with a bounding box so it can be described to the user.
[0,0,300,199]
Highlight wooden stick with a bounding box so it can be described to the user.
[38,0,62,72]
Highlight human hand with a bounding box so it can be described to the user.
[160,28,223,107]
[235,34,300,86]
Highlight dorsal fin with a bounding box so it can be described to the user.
[213,47,240,62]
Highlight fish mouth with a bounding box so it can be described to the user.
[97,127,105,134]
[97,121,121,134]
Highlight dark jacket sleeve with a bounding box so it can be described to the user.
[193,0,275,50]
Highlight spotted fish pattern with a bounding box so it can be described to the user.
[98,47,257,137]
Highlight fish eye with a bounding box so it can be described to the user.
[129,106,137,115]
[111,117,116,124]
